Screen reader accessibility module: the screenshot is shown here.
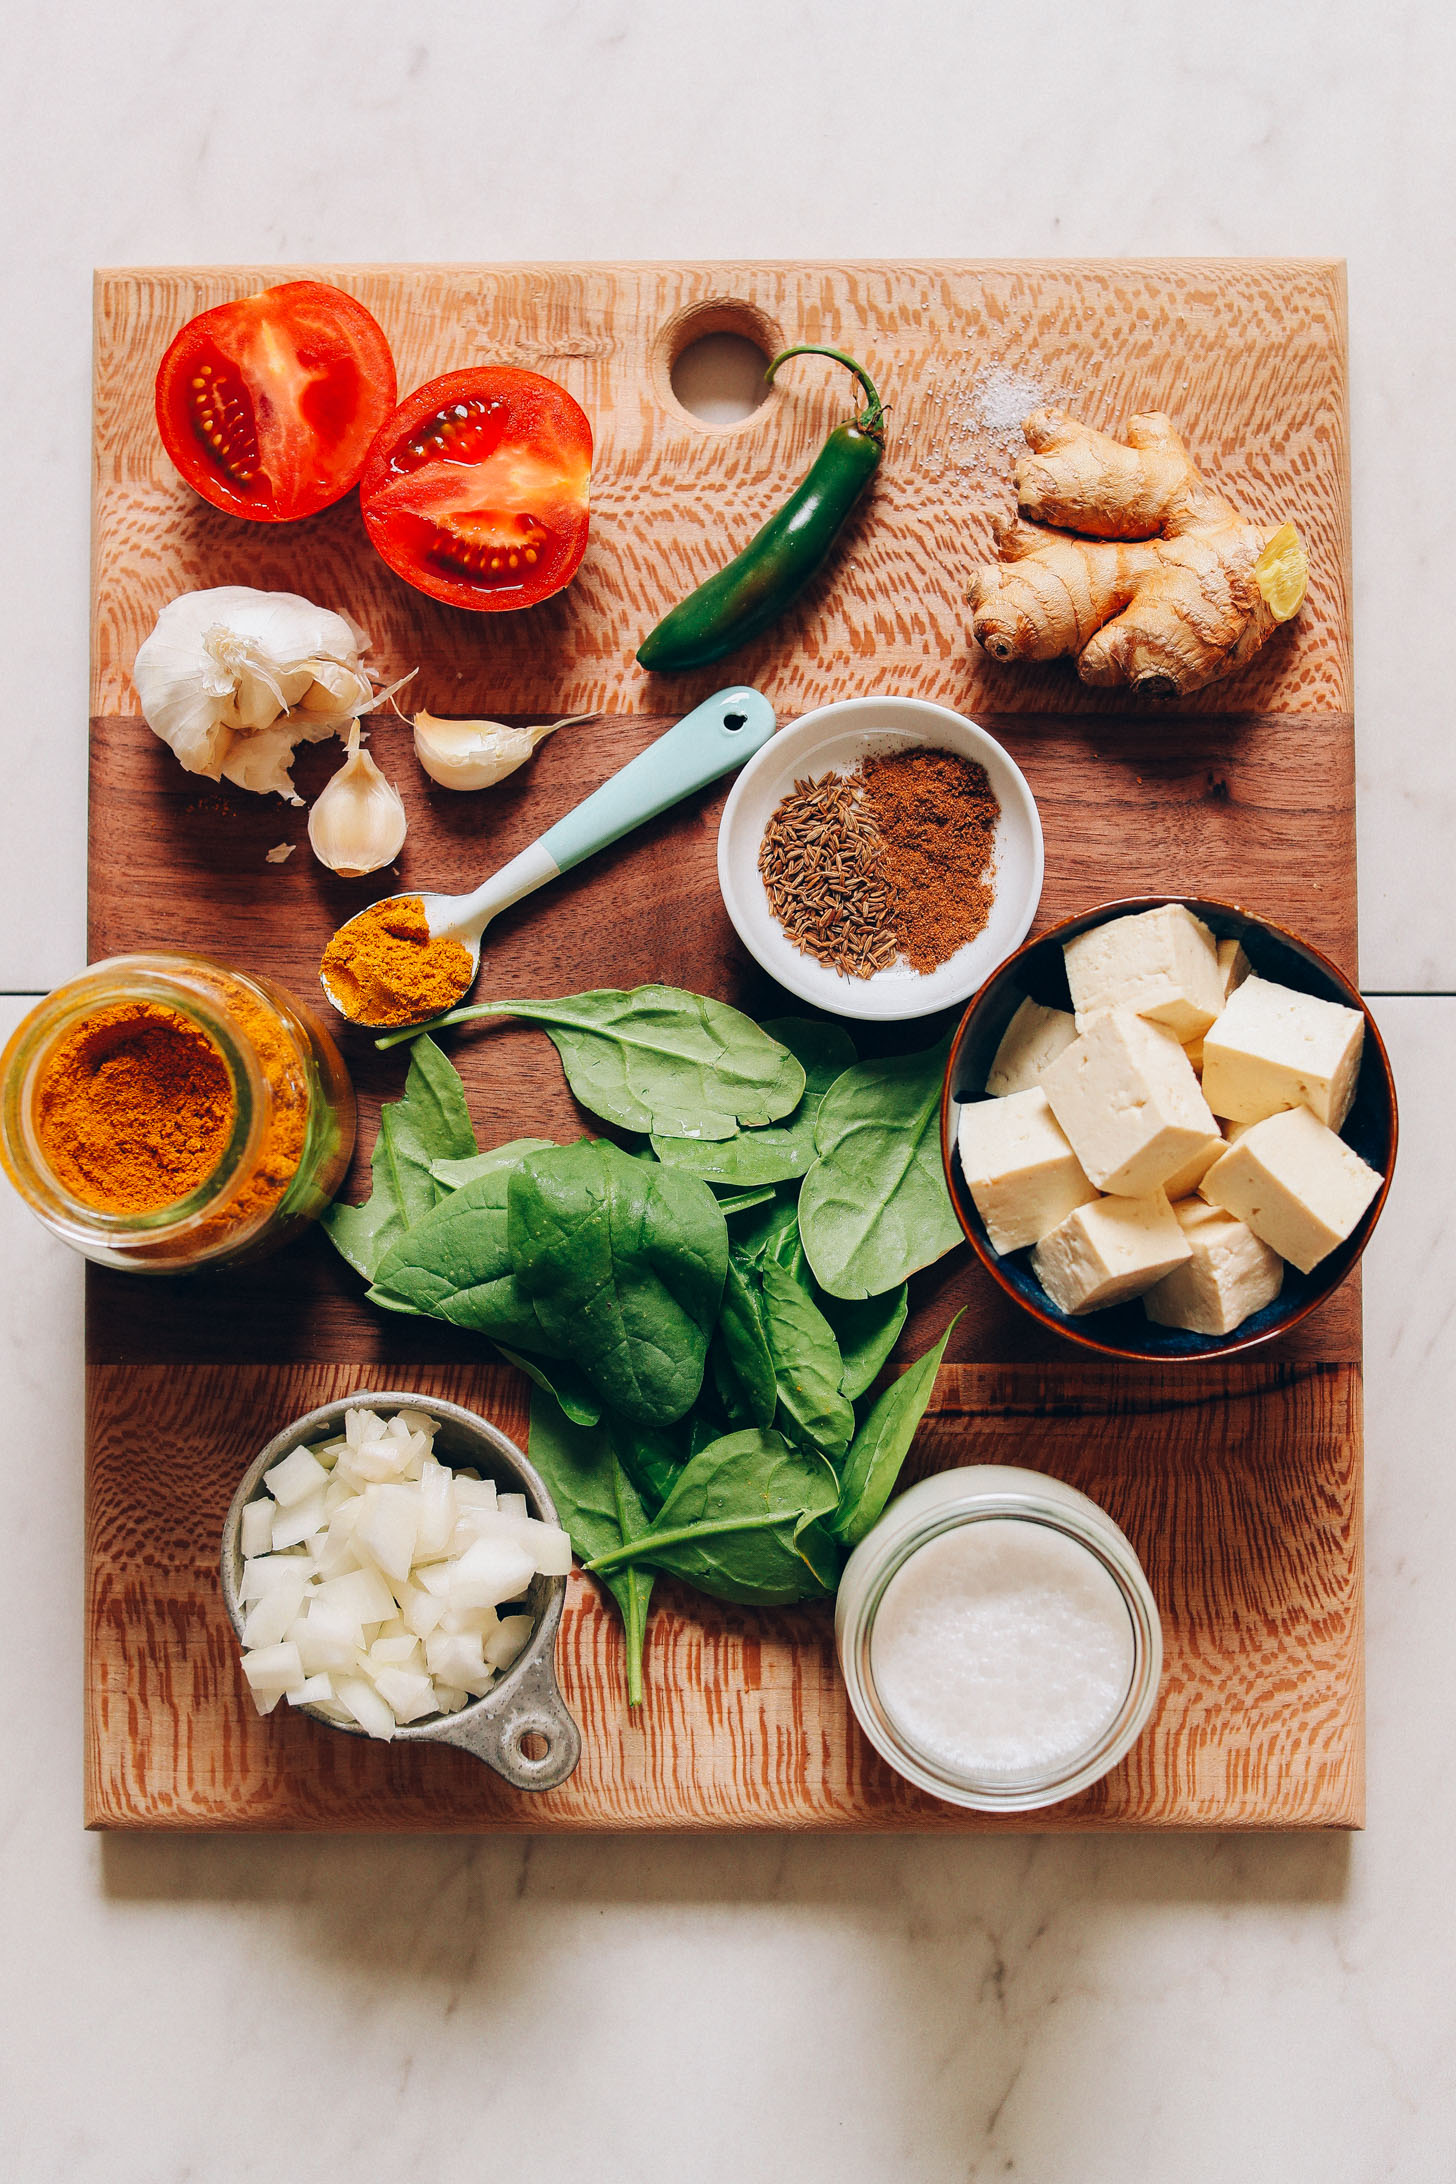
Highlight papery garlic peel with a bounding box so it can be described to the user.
[307,723,408,877]
[133,586,380,802]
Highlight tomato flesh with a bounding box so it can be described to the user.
[186,355,262,487]
[360,369,592,612]
[155,281,396,523]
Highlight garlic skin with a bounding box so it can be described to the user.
[411,709,596,792]
[133,587,379,802]
[307,724,408,877]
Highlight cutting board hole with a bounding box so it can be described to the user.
[672,333,771,427]
[656,299,784,431]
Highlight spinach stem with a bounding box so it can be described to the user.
[586,1508,789,1575]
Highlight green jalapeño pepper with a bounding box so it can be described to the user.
[636,346,886,673]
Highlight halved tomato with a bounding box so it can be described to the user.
[359,368,592,611]
[155,281,397,523]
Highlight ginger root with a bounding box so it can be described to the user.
[967,409,1308,698]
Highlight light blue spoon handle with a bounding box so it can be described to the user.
[540,686,776,874]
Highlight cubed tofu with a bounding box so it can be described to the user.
[956,1088,1098,1253]
[1063,903,1224,1041]
[1042,1009,1221,1197]
[1217,937,1252,999]
[1158,1133,1225,1201]
[1200,976,1366,1130]
[1031,1192,1191,1315]
[1143,1199,1284,1336]
[985,996,1079,1096]
[1199,1106,1382,1272]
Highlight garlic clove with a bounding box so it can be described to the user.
[307,723,408,877]
[411,709,597,792]
[298,661,376,716]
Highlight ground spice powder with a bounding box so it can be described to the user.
[860,746,1000,973]
[198,978,309,1239]
[320,894,475,1027]
[758,746,1000,979]
[34,1002,235,1215]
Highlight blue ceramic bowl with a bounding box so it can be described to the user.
[940,897,1398,1361]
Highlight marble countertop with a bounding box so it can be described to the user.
[5,4,1455,2178]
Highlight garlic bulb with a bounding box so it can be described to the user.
[133,587,383,803]
[307,724,408,877]
[411,709,597,792]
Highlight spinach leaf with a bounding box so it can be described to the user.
[730,1192,802,1271]
[509,1139,728,1426]
[649,1017,855,1184]
[798,1034,962,1300]
[714,1185,779,1219]
[430,1140,556,1191]
[759,1259,855,1460]
[832,1311,963,1548]
[527,1390,654,1705]
[689,1411,728,1459]
[823,1284,909,1402]
[370,1167,554,1351]
[765,1208,809,1285]
[711,1256,778,1429]
[492,1343,602,1430]
[586,1428,841,1605]
[605,1417,684,1514]
[323,1036,478,1281]
[414,986,806,1139]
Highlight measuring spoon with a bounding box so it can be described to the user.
[320,686,777,1029]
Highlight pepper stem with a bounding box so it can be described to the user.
[765,345,886,440]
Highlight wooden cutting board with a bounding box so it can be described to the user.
[85,259,1360,1829]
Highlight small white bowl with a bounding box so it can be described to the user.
[716,696,1043,1022]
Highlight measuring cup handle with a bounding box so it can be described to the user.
[539,686,775,875]
[429,1638,583,1791]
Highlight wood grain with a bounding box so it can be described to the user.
[86,259,1361,1831]
[85,1361,1362,1831]
[92,260,1350,722]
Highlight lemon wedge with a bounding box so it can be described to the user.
[1253,522,1309,622]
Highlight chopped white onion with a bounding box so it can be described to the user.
[235,1409,568,1730]
[264,1443,331,1507]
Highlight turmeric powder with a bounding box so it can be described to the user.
[320,894,474,1028]
[33,982,309,1236]
[34,1002,235,1215]
[194,978,308,1240]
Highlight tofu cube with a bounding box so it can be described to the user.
[1217,937,1252,999]
[1158,1133,1226,1201]
[1042,1010,1221,1197]
[956,1088,1098,1253]
[1143,1199,1284,1336]
[985,997,1079,1097]
[1200,976,1366,1130]
[1063,904,1224,1041]
[1199,1106,1382,1272]
[1031,1192,1191,1315]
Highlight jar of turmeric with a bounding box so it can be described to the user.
[0,952,356,1273]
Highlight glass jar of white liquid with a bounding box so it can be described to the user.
[835,1466,1162,1812]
